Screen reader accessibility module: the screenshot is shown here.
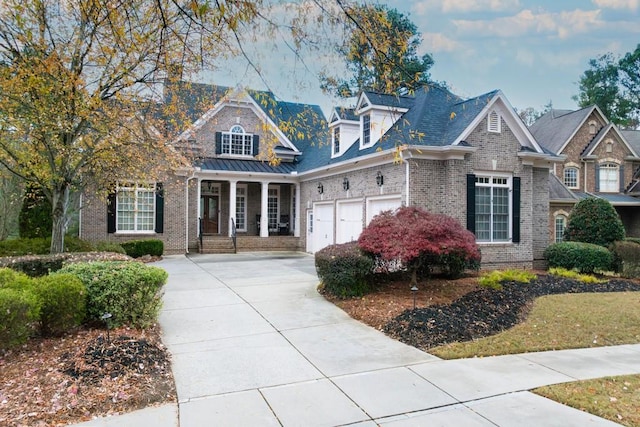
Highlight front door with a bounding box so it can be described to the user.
[201,195,219,234]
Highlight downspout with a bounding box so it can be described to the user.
[401,148,413,206]
[185,169,198,254]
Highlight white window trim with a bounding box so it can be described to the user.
[488,110,501,133]
[361,113,371,148]
[563,166,579,189]
[116,182,156,234]
[332,127,340,156]
[235,184,248,232]
[599,162,619,193]
[221,125,254,158]
[554,214,567,243]
[474,173,512,244]
[267,185,280,232]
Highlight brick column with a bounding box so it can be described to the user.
[260,181,269,237]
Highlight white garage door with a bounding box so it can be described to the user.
[313,203,334,252]
[336,200,363,244]
[367,196,402,224]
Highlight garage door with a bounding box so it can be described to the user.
[367,196,402,224]
[313,203,334,252]
[336,200,363,244]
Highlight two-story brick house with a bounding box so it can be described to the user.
[80,82,559,268]
[529,106,640,242]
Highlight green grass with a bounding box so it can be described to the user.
[430,292,640,359]
[534,375,640,427]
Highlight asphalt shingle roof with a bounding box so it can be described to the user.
[529,107,594,154]
[622,129,640,157]
[549,173,578,201]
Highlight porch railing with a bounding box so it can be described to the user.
[231,218,237,254]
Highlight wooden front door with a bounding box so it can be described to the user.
[201,195,219,234]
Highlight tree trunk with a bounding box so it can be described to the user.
[50,183,71,254]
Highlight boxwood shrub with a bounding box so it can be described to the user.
[32,274,86,336]
[120,239,164,258]
[57,261,167,328]
[0,288,41,349]
[315,242,374,298]
[544,241,613,273]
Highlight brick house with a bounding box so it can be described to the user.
[80,82,558,268]
[529,106,640,242]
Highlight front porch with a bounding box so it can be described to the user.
[198,235,302,254]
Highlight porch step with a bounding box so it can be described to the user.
[199,237,236,254]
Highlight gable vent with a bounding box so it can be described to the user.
[488,110,501,133]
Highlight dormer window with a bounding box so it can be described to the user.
[362,114,371,146]
[222,125,253,156]
[488,110,501,133]
[333,127,340,155]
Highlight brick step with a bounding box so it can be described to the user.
[199,237,235,254]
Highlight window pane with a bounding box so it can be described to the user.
[236,187,246,230]
[268,188,278,230]
[363,114,370,145]
[475,187,491,240]
[555,216,566,243]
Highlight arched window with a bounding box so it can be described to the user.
[222,125,253,156]
[599,163,619,192]
[563,167,578,189]
[555,214,567,243]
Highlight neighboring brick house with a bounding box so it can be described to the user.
[80,82,559,268]
[529,106,640,242]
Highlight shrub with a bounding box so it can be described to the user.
[95,241,126,254]
[0,237,50,256]
[479,269,537,290]
[547,267,605,284]
[57,261,167,328]
[120,239,164,258]
[544,241,613,274]
[0,288,41,349]
[610,241,640,279]
[63,236,96,252]
[358,207,480,284]
[564,197,625,247]
[0,267,34,289]
[32,274,86,336]
[315,242,374,298]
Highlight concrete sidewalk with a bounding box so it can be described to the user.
[77,253,640,426]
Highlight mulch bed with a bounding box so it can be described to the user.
[384,276,640,351]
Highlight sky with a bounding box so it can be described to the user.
[206,0,640,116]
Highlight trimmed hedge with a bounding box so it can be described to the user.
[120,239,164,258]
[0,288,41,349]
[611,241,640,279]
[0,236,95,257]
[57,261,167,328]
[315,242,374,298]
[32,274,86,336]
[544,241,613,273]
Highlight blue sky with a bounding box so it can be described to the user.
[208,0,639,116]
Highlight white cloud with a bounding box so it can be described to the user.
[422,32,461,52]
[453,9,604,39]
[592,0,639,10]
[515,48,535,66]
[413,0,520,14]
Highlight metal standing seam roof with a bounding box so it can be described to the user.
[197,158,298,174]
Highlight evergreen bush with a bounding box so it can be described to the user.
[120,239,164,258]
[315,242,374,298]
[544,241,613,273]
[611,241,640,279]
[32,274,86,336]
[0,288,41,349]
[564,197,625,247]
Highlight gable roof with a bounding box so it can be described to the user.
[621,129,640,157]
[357,91,415,112]
[582,124,639,157]
[529,106,600,154]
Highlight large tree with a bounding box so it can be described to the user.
[320,4,434,97]
[574,45,640,129]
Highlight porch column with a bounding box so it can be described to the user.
[260,181,269,237]
[294,183,301,237]
[228,179,237,237]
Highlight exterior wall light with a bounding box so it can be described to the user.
[317,183,324,194]
[343,177,350,191]
[376,171,384,187]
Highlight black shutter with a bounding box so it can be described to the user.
[252,135,260,156]
[155,182,164,233]
[215,132,222,155]
[595,163,600,192]
[512,177,521,243]
[466,174,476,233]
[620,164,625,192]
[107,188,116,233]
